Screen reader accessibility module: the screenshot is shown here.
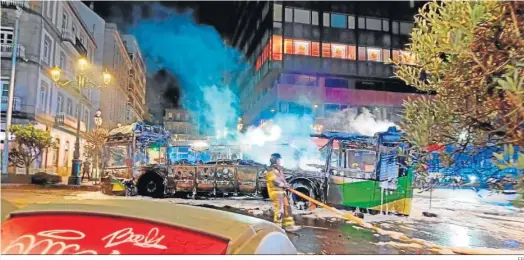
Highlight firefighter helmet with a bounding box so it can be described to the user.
[270,153,282,165]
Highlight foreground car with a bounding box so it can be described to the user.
[1,199,297,255]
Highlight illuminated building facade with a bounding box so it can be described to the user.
[232,1,428,129]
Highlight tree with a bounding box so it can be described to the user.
[393,1,523,199]
[8,124,54,175]
[83,128,108,176]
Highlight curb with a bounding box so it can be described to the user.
[1,184,101,192]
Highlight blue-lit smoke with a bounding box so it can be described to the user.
[129,4,246,135]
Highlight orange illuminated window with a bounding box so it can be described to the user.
[255,56,261,71]
[294,40,310,55]
[271,35,283,61]
[284,38,293,54]
[347,45,356,60]
[312,42,320,57]
[331,44,347,59]
[264,44,270,63]
[392,50,400,62]
[322,43,331,57]
[367,48,382,62]
[401,50,417,65]
[382,49,391,62]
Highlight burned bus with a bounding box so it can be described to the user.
[101,122,172,197]
[102,124,414,215]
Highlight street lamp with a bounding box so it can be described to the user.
[50,58,112,185]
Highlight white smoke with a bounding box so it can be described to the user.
[236,108,397,171]
[324,107,397,137]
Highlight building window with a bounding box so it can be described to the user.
[273,4,282,22]
[293,40,310,55]
[348,16,356,29]
[66,99,73,115]
[72,24,77,37]
[43,40,50,61]
[400,22,413,35]
[366,18,382,31]
[312,42,320,57]
[176,113,181,121]
[358,47,366,60]
[167,112,173,119]
[382,49,391,62]
[392,21,400,34]
[331,44,346,59]
[59,52,65,69]
[284,38,293,54]
[400,50,417,65]
[0,27,14,44]
[56,94,63,113]
[367,48,382,62]
[331,13,346,28]
[325,78,348,88]
[284,8,293,22]
[322,43,331,57]
[1,80,9,97]
[62,12,68,29]
[39,81,48,112]
[348,46,357,60]
[392,50,400,62]
[382,20,390,32]
[294,9,310,24]
[312,11,319,25]
[358,17,366,29]
[323,13,330,27]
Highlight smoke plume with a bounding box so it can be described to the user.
[107,2,397,169]
[324,108,397,137]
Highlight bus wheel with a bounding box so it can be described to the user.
[289,181,315,210]
[137,173,165,198]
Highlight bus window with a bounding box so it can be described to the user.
[345,149,376,172]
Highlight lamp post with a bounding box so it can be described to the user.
[50,58,112,185]
[2,7,22,175]
[93,109,102,183]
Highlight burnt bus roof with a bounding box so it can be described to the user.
[106,122,171,144]
[311,127,403,144]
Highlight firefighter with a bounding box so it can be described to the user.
[266,153,298,231]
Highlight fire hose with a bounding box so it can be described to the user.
[286,187,502,255]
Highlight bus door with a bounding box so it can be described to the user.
[338,148,377,209]
[371,144,411,215]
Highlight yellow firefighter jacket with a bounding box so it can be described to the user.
[266,165,288,195]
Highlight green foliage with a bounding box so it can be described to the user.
[394,1,524,190]
[8,124,54,174]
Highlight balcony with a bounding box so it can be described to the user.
[1,96,22,112]
[60,29,87,57]
[60,29,76,44]
[0,0,29,9]
[55,112,87,132]
[0,43,26,59]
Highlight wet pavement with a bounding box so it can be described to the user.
[200,203,524,254]
[2,188,524,254]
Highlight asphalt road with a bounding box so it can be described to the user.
[2,188,523,255]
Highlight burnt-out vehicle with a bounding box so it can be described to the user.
[103,125,413,215]
[100,122,172,197]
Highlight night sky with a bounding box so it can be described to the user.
[85,1,236,39]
